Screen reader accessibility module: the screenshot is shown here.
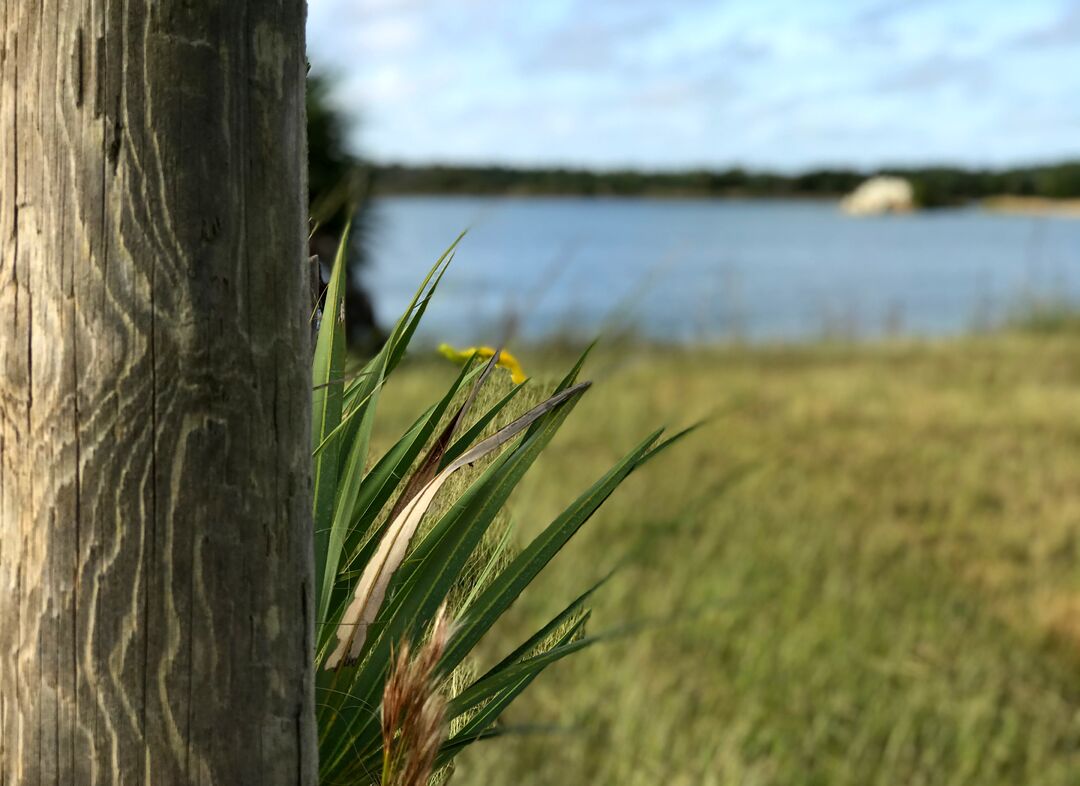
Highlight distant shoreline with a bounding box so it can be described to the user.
[371,161,1080,206]
[982,195,1080,218]
[372,190,843,202]
[372,190,1080,219]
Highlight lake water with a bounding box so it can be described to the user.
[364,196,1080,344]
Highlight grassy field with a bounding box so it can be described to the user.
[373,331,1080,785]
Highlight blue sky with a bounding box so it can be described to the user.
[307,0,1080,171]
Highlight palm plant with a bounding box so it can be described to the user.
[312,230,690,784]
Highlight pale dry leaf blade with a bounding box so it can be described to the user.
[447,382,590,473]
[327,475,449,670]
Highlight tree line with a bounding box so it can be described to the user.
[373,161,1080,205]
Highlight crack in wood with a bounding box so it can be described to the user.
[71,27,83,109]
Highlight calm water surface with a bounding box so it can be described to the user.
[365,196,1080,344]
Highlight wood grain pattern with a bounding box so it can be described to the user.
[0,2,315,783]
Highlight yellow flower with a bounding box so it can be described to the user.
[437,343,528,384]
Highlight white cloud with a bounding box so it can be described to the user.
[307,0,1080,169]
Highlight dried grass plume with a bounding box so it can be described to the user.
[381,603,456,786]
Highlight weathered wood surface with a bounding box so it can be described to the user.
[0,2,315,784]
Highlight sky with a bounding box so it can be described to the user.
[306,0,1080,172]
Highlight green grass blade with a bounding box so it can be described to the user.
[317,366,384,628]
[479,570,614,679]
[315,232,460,630]
[330,276,436,478]
[446,617,596,722]
[437,613,591,766]
[459,517,517,613]
[554,340,596,392]
[639,421,704,465]
[384,250,455,375]
[312,226,351,599]
[439,429,663,674]
[311,381,383,458]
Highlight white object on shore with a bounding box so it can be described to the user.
[841,176,915,216]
